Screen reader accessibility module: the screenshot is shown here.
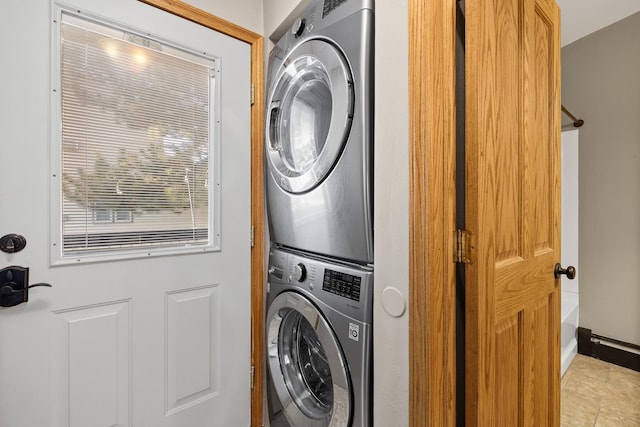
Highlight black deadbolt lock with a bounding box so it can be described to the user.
[0,234,27,254]
[0,266,51,307]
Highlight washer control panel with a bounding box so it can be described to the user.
[268,247,373,323]
[322,268,361,301]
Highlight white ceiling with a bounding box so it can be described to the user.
[557,0,640,46]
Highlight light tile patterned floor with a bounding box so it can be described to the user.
[561,354,640,426]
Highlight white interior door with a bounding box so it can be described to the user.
[0,1,251,426]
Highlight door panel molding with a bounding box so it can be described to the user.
[136,2,264,425]
[165,286,221,414]
[52,300,132,427]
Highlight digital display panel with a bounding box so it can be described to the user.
[323,0,348,17]
[322,268,361,301]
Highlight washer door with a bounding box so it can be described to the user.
[266,39,354,193]
[267,291,351,427]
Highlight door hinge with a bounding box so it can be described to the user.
[250,225,255,247]
[250,365,255,389]
[250,83,255,105]
[454,229,475,264]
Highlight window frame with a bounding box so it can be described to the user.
[49,5,222,265]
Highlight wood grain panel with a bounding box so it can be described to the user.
[493,0,524,264]
[531,10,553,254]
[249,35,265,427]
[532,296,550,426]
[466,0,561,425]
[548,280,561,424]
[409,0,457,425]
[494,315,522,427]
[495,252,556,320]
[136,3,265,425]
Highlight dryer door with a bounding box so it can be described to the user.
[266,39,354,194]
[267,291,351,427]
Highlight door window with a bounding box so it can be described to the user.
[54,12,218,260]
[267,291,351,426]
[279,308,334,419]
[266,40,353,193]
[274,56,332,174]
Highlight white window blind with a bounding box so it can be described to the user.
[59,13,215,255]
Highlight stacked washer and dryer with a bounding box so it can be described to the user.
[264,0,374,426]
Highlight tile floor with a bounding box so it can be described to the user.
[561,354,640,426]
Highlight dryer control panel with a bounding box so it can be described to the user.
[322,0,348,17]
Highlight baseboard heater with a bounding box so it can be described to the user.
[577,327,640,372]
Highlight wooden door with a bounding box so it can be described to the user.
[465,0,561,425]
[0,1,253,426]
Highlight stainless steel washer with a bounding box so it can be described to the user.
[266,247,373,427]
[265,0,374,264]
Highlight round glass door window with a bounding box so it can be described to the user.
[280,310,334,418]
[267,292,351,426]
[266,39,354,193]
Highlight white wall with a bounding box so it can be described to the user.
[262,1,410,425]
[561,129,580,376]
[184,0,264,34]
[561,12,640,345]
[372,0,409,425]
[264,0,311,41]
[561,129,579,296]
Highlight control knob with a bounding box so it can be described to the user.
[291,18,306,38]
[291,263,307,282]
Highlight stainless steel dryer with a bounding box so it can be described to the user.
[265,0,374,264]
[266,246,373,427]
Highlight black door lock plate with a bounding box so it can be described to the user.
[0,266,52,307]
[0,234,27,253]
